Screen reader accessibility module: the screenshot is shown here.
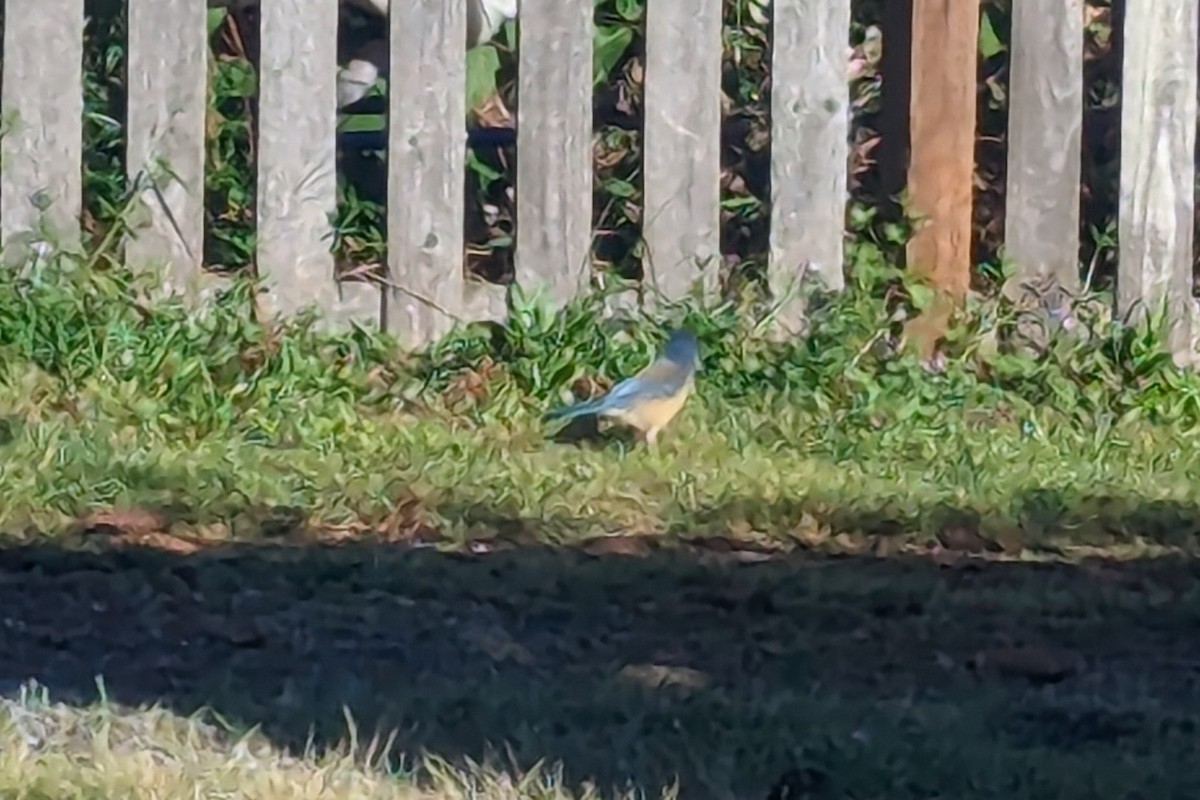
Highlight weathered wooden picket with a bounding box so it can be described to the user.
[0,0,1195,357]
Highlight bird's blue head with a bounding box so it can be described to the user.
[661,328,701,371]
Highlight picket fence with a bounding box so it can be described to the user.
[0,0,1195,354]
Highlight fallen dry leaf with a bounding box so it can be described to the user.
[618,664,710,692]
[766,767,830,800]
[989,526,1025,556]
[460,624,535,666]
[200,613,265,647]
[114,531,204,555]
[75,506,168,538]
[936,522,1002,554]
[471,94,513,128]
[756,639,787,657]
[579,535,656,557]
[969,643,1085,684]
[687,533,778,554]
[1081,562,1147,591]
[930,545,965,567]
[442,356,502,408]
[870,535,905,557]
[570,373,612,401]
[377,490,443,545]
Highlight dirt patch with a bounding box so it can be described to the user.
[0,542,1198,798]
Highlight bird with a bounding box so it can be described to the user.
[544,328,701,445]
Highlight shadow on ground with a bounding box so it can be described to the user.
[2,498,1200,798]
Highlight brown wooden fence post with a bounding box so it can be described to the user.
[903,0,980,359]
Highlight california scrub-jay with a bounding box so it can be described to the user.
[545,328,700,445]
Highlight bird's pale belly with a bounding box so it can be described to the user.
[605,386,692,439]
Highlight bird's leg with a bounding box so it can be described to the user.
[643,426,659,447]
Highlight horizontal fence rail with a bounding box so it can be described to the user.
[0,0,1195,359]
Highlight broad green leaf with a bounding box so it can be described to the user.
[979,11,1005,58]
[207,8,228,36]
[615,0,644,22]
[466,45,502,111]
[907,283,935,311]
[338,114,386,134]
[603,177,637,198]
[594,25,634,87]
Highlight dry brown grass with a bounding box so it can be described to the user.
[0,685,653,800]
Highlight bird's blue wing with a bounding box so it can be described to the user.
[600,359,692,409]
[545,347,696,422]
[636,359,694,396]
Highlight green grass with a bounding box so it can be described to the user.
[1,244,1200,551]
[4,246,1200,798]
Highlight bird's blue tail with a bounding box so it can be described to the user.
[544,395,612,422]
